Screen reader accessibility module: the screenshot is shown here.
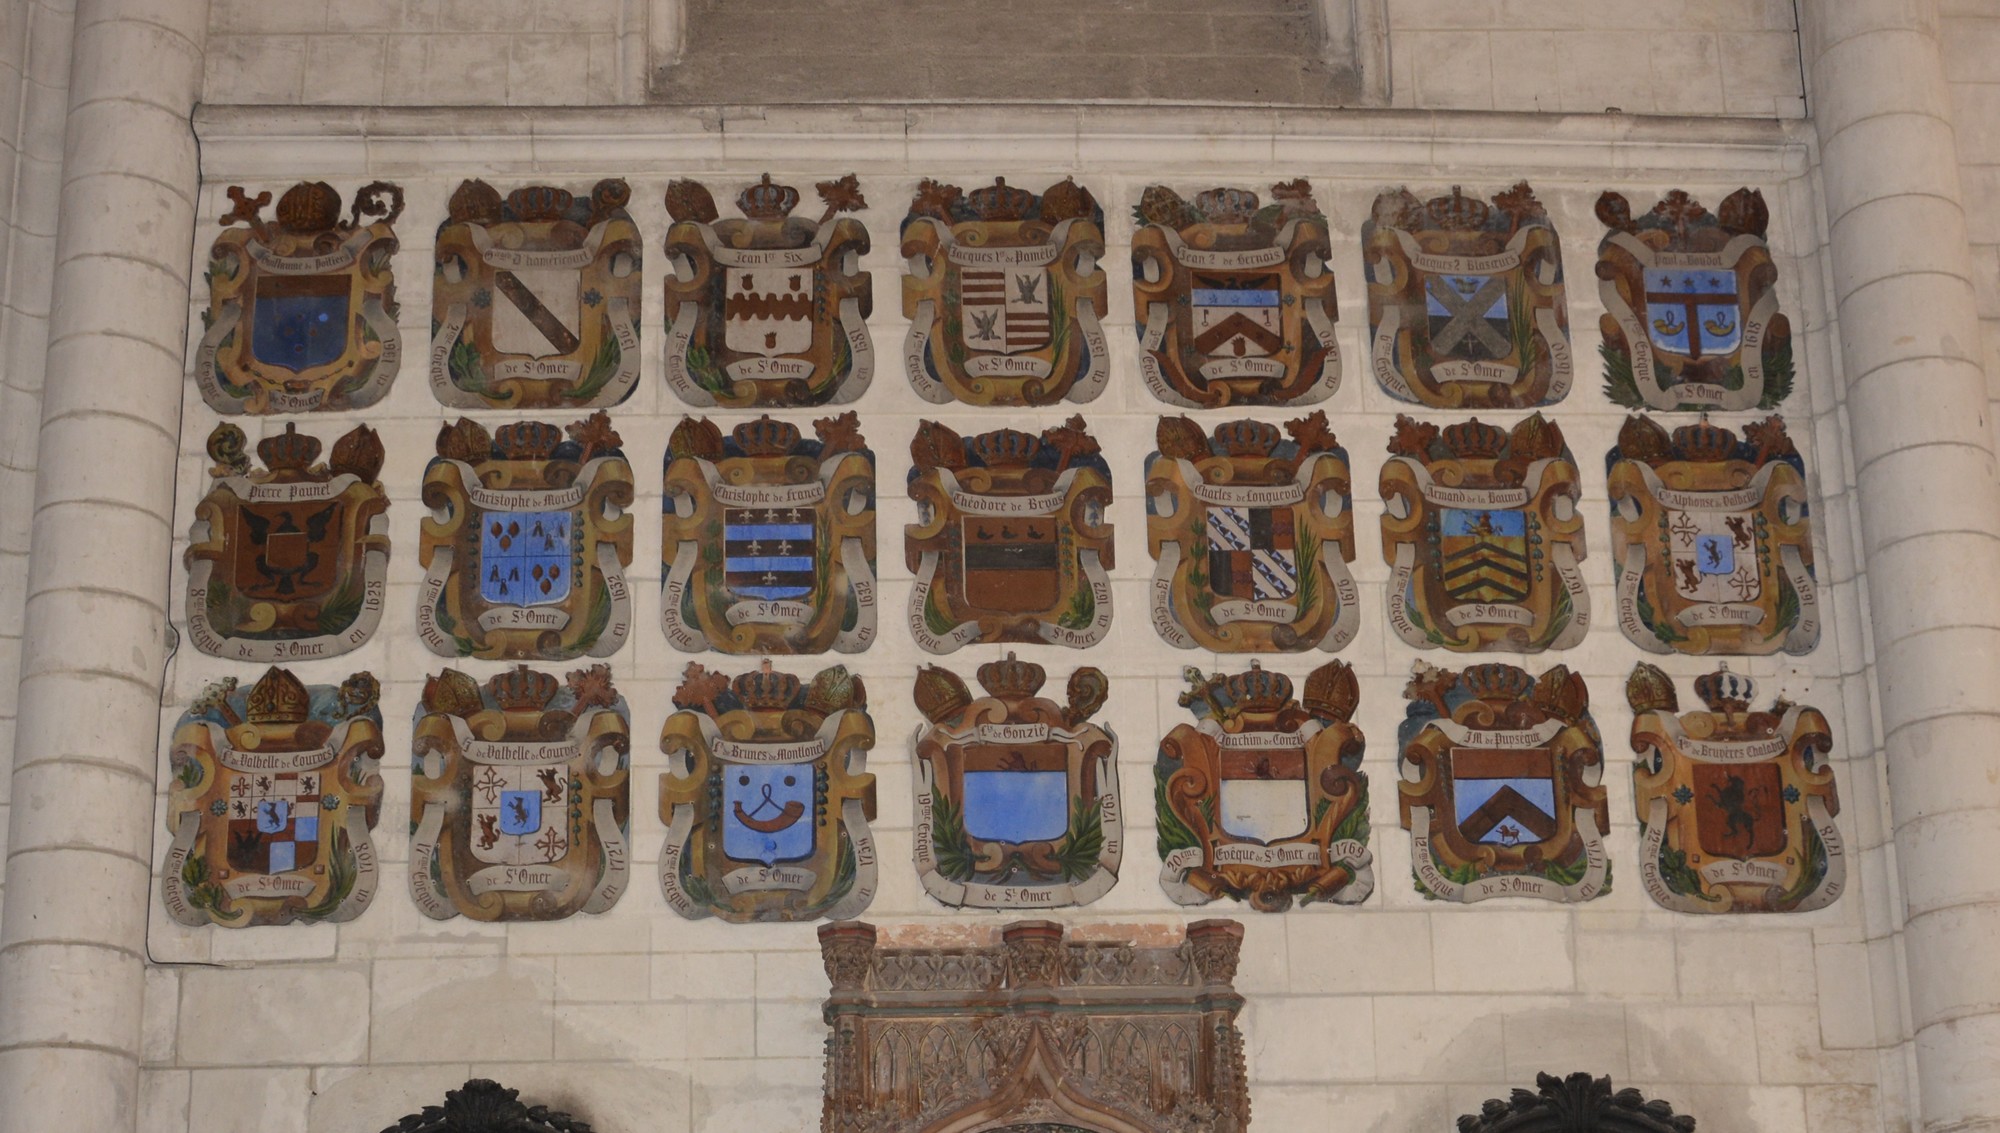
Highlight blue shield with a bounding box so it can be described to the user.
[724,507,817,601]
[1643,268,1741,358]
[252,276,351,372]
[724,764,815,865]
[498,790,542,836]
[1695,533,1735,576]
[1452,747,1559,847]
[481,510,573,606]
[961,769,1070,844]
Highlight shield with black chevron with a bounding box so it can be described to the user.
[1439,507,1531,604]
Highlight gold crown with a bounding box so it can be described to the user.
[257,423,321,473]
[1462,663,1535,704]
[913,665,972,722]
[507,185,573,223]
[488,665,559,711]
[1442,419,1508,460]
[968,177,1035,222]
[733,416,802,457]
[1303,660,1358,721]
[1695,669,1757,714]
[328,424,384,482]
[494,421,562,461]
[736,173,800,221]
[246,666,311,724]
[1214,419,1281,458]
[1226,661,1293,715]
[1195,187,1258,224]
[977,652,1046,700]
[1671,420,1740,464]
[734,661,801,710]
[971,428,1042,468]
[276,181,342,233]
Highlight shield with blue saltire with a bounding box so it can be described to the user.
[1425,272,1510,361]
[724,506,817,602]
[723,763,816,865]
[252,274,352,373]
[1205,504,1297,602]
[1644,268,1741,359]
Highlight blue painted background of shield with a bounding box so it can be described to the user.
[962,770,1069,843]
[480,510,573,606]
[1643,268,1741,356]
[499,790,542,836]
[1695,533,1736,575]
[252,291,350,372]
[724,764,815,865]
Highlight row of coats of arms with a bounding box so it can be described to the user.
[197,176,1789,414]
[187,409,1816,665]
[163,657,1841,929]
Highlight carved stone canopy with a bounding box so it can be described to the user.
[1458,1072,1695,1133]
[819,919,1251,1133]
[379,1079,593,1133]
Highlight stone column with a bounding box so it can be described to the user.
[0,3,206,1132]
[1803,2,2000,1130]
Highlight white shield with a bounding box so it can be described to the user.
[1666,507,1761,603]
[725,266,814,358]
[960,268,1050,355]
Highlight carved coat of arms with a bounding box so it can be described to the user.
[430,178,642,409]
[1398,662,1610,903]
[417,414,634,661]
[163,667,384,928]
[906,417,1115,652]
[902,177,1109,406]
[410,665,631,922]
[1155,660,1372,911]
[1381,414,1589,652]
[1609,415,1818,655]
[196,181,403,414]
[661,413,875,655]
[1597,188,1792,411]
[1130,180,1338,407]
[185,422,389,662]
[912,655,1120,909]
[1364,183,1572,409]
[1147,412,1359,653]
[662,173,873,407]
[659,662,877,923]
[1628,664,1843,914]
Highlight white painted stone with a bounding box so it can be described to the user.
[1249,996,1375,1081]
[1430,911,1574,994]
[1626,1004,1761,1085]
[369,957,555,1064]
[188,1068,311,1133]
[177,967,369,1066]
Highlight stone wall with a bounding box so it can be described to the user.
[127,106,1892,1133]
[1944,1,2000,460]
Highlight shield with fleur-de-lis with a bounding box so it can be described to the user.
[1130,180,1340,407]
[661,413,875,655]
[196,181,405,414]
[912,655,1120,910]
[1627,664,1843,913]
[1608,415,1818,656]
[409,665,631,922]
[902,177,1110,406]
[662,173,874,408]
[430,179,642,409]
[417,413,634,661]
[658,662,877,924]
[163,668,385,928]
[1597,187,1792,411]
[1146,412,1359,653]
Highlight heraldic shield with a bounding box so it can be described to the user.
[912,655,1121,910]
[163,668,385,928]
[1147,412,1359,653]
[661,412,875,655]
[185,422,389,662]
[1609,415,1818,656]
[662,173,873,408]
[1628,664,1843,914]
[906,417,1115,652]
[1131,179,1339,408]
[658,662,877,924]
[1365,182,1573,409]
[410,665,631,922]
[1398,662,1611,904]
[1155,660,1372,912]
[902,176,1110,406]
[196,180,404,414]
[418,413,634,661]
[1381,414,1589,653]
[1597,187,1793,412]
[430,178,642,409]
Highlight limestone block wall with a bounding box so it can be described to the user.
[127,107,1895,1133]
[1943,2,2000,462]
